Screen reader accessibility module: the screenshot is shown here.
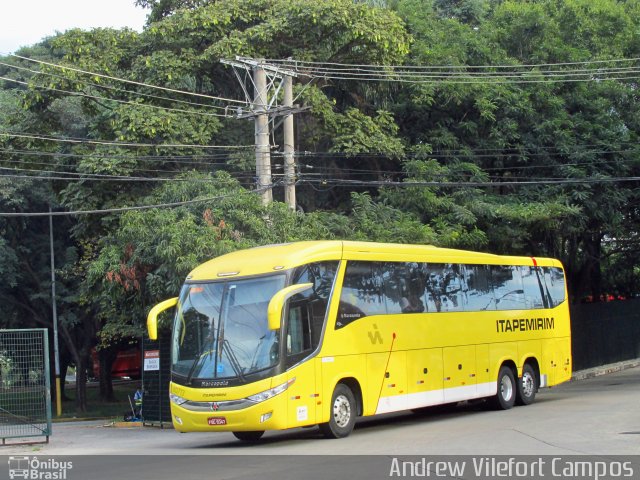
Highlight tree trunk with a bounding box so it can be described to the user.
[98,347,117,402]
[75,353,89,413]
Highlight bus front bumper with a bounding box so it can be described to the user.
[170,395,287,432]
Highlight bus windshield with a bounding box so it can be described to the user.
[171,274,286,382]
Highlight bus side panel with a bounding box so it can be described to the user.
[475,343,491,392]
[540,338,558,387]
[406,348,444,409]
[365,352,387,416]
[488,342,518,393]
[374,350,408,414]
[517,340,542,376]
[319,353,367,424]
[285,359,319,428]
[443,345,477,403]
[554,336,572,385]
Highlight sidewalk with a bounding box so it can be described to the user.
[571,358,640,380]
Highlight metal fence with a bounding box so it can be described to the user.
[142,332,172,427]
[571,299,640,371]
[0,329,52,444]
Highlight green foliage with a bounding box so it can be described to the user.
[3,0,640,371]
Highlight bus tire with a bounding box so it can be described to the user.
[232,430,264,442]
[319,383,357,439]
[516,363,537,406]
[493,366,516,410]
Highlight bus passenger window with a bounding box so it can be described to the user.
[424,264,466,313]
[542,267,566,307]
[337,261,386,328]
[519,266,545,309]
[464,265,495,311]
[384,262,426,314]
[491,265,527,311]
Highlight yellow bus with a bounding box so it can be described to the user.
[147,241,571,441]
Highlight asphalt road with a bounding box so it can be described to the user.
[2,365,638,457]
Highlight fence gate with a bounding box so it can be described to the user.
[0,329,52,444]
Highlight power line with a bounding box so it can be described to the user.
[11,54,247,105]
[0,147,250,162]
[0,165,259,182]
[264,58,640,84]
[297,176,640,188]
[0,157,246,175]
[0,60,232,113]
[265,57,640,70]
[0,75,229,118]
[0,132,253,149]
[281,64,640,78]
[302,73,640,85]
[0,184,275,217]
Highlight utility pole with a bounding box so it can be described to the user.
[252,62,273,205]
[221,56,307,208]
[49,207,62,417]
[283,74,296,210]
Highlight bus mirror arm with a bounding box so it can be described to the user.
[147,297,178,340]
[267,283,314,331]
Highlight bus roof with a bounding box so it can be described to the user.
[186,241,561,281]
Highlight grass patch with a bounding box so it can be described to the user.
[59,381,139,420]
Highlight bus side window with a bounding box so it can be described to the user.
[541,267,566,307]
[337,261,386,328]
[491,265,527,311]
[425,263,466,313]
[519,266,545,309]
[383,262,426,314]
[464,265,495,311]
[287,303,311,355]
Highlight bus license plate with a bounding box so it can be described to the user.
[208,417,227,426]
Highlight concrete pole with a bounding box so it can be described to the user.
[283,75,296,210]
[49,207,62,417]
[253,62,272,204]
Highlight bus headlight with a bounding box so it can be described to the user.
[247,378,295,404]
[170,393,188,406]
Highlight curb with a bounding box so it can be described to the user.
[104,421,143,428]
[571,358,640,381]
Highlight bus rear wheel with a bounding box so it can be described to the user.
[232,430,264,442]
[319,383,357,439]
[516,364,538,406]
[493,366,516,410]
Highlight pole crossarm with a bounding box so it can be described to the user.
[220,56,300,208]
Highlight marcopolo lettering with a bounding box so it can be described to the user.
[496,317,554,333]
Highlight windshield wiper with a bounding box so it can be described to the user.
[223,339,246,382]
[185,349,212,385]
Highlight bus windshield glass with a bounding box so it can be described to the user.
[171,274,286,382]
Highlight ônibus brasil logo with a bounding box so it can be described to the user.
[8,456,73,480]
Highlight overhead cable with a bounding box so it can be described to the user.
[0,185,275,217]
[0,75,228,118]
[11,54,247,105]
[0,60,231,112]
[0,132,253,149]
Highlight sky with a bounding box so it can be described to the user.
[0,0,149,54]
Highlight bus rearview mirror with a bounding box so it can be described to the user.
[147,297,178,340]
[267,283,313,331]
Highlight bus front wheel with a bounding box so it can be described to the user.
[516,364,538,406]
[493,366,516,410]
[232,430,264,442]
[319,383,357,439]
